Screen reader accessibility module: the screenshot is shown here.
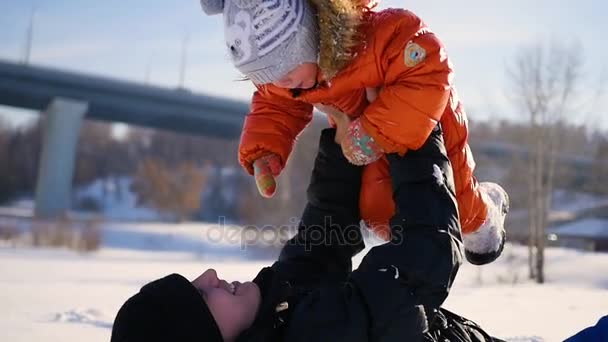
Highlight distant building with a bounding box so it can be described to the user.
[548,219,608,252]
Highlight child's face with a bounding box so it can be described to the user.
[192,269,261,342]
[273,62,318,89]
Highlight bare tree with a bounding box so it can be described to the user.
[132,159,209,221]
[178,33,190,88]
[591,137,608,195]
[22,7,37,64]
[507,40,584,283]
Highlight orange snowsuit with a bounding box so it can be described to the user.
[238,8,488,237]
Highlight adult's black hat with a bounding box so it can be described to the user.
[111,273,223,342]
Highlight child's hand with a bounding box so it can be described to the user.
[314,104,383,165]
[341,118,384,165]
[253,154,282,198]
[313,104,351,144]
[365,87,380,102]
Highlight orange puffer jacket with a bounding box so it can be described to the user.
[238,8,487,236]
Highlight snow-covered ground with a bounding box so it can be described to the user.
[75,177,164,221]
[1,223,607,342]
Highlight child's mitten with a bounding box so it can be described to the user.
[253,154,283,198]
[341,118,384,166]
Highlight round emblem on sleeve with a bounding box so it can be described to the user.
[404,41,427,67]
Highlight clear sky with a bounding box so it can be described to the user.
[0,0,606,129]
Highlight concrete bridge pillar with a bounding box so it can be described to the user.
[34,98,88,218]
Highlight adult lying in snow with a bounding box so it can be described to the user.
[111,128,503,342]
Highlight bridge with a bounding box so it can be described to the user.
[0,60,249,218]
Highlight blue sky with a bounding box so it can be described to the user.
[0,0,606,129]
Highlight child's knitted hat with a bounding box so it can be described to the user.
[201,0,319,84]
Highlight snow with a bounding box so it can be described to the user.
[508,190,608,223]
[1,223,607,342]
[549,190,608,222]
[75,177,163,221]
[549,219,608,239]
[101,222,282,260]
[4,177,165,221]
[444,246,608,340]
[0,206,33,218]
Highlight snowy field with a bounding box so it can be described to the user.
[1,222,607,342]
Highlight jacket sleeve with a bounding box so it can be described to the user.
[277,128,365,284]
[283,128,465,342]
[238,87,313,175]
[360,29,453,155]
[283,262,427,342]
[243,130,365,342]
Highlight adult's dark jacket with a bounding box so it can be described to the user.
[239,127,463,342]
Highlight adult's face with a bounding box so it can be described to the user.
[192,269,261,342]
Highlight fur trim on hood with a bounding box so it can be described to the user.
[308,0,377,80]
